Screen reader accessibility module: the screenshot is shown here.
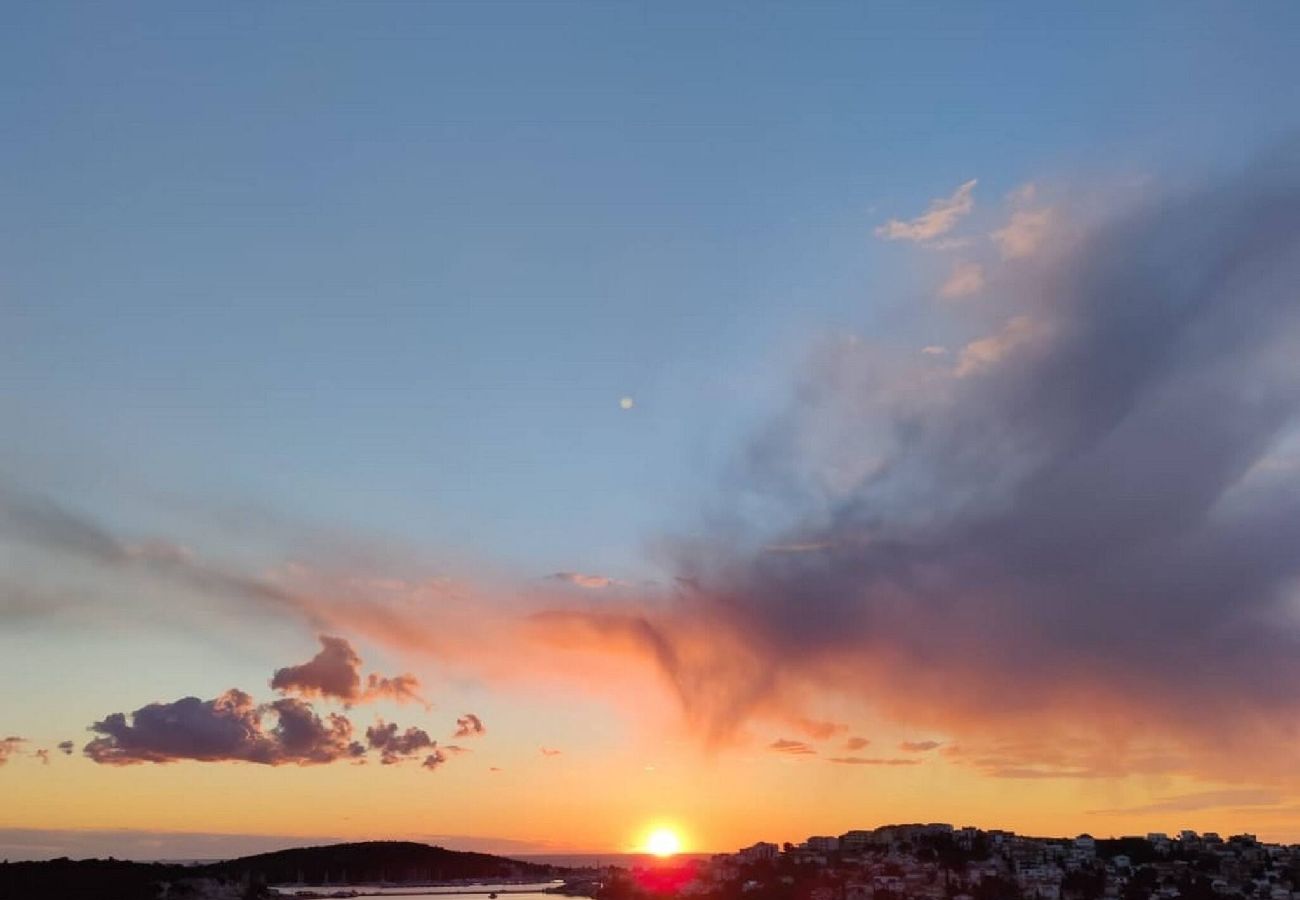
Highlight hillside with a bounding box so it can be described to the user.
[206,840,561,885]
[0,841,563,899]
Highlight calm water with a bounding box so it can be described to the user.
[520,854,713,869]
[269,885,563,899]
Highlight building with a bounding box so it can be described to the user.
[738,842,780,864]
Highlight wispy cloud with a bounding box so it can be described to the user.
[769,738,817,756]
[0,737,26,766]
[875,180,977,242]
[1090,789,1281,815]
[990,184,1054,259]
[939,261,985,299]
[547,572,625,589]
[899,740,942,752]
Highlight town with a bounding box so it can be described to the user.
[595,826,1300,900]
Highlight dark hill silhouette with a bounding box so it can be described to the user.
[207,840,561,885]
[0,840,564,900]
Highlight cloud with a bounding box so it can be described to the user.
[899,740,942,752]
[10,153,1300,791]
[762,542,835,554]
[422,750,447,770]
[540,747,562,757]
[271,635,426,707]
[769,738,816,756]
[875,180,977,242]
[56,741,74,755]
[0,487,313,624]
[953,315,1046,377]
[1090,789,1281,815]
[270,636,362,702]
[34,748,50,765]
[363,673,427,707]
[827,757,922,766]
[548,572,625,589]
[365,721,436,765]
[454,713,486,738]
[564,151,1300,779]
[844,736,870,751]
[84,690,362,766]
[792,718,847,741]
[0,737,25,765]
[992,207,1054,260]
[939,261,986,299]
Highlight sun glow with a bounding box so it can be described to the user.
[645,827,683,857]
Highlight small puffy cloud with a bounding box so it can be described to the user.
[271,635,426,707]
[454,713,486,738]
[540,747,562,757]
[84,690,358,766]
[920,345,948,357]
[769,738,816,756]
[844,736,871,751]
[422,750,447,771]
[57,740,74,755]
[34,748,50,765]
[365,720,436,765]
[900,740,942,752]
[939,261,986,299]
[0,736,26,765]
[270,636,362,701]
[875,180,977,243]
[828,757,922,766]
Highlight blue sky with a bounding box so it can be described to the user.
[6,3,1298,581]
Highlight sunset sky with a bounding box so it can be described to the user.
[4,2,1300,861]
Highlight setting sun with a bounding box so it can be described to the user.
[644,827,683,857]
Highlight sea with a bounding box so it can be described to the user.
[268,857,716,898]
[520,853,714,869]
[269,883,564,899]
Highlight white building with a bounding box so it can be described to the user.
[806,836,840,853]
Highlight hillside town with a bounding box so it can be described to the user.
[595,826,1300,900]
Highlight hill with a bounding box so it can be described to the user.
[0,840,564,900]
[206,840,561,885]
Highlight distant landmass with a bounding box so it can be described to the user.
[0,840,565,900]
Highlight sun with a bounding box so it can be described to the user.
[645,827,682,857]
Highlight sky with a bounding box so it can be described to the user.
[3,1,1300,861]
